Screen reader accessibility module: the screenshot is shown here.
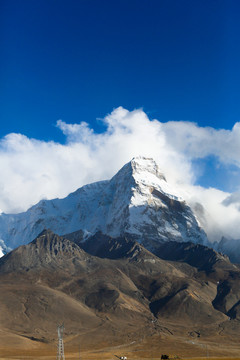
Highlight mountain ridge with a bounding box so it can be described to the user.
[2,229,240,355]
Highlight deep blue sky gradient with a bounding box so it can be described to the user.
[1,0,240,144]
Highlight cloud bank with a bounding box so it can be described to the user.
[1,107,240,241]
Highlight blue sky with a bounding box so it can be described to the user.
[0,0,240,231]
[1,0,240,141]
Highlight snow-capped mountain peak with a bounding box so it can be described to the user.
[0,157,208,254]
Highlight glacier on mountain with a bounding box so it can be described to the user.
[0,157,208,253]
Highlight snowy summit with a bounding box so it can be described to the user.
[0,157,207,255]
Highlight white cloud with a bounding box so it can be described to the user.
[162,121,240,166]
[222,192,240,210]
[181,186,240,242]
[0,107,240,241]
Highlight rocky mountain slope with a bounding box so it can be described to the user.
[1,230,240,356]
[0,157,207,253]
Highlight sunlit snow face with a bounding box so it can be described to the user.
[0,107,239,241]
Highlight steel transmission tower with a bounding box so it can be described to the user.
[57,324,65,360]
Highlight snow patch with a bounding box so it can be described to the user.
[0,239,12,258]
